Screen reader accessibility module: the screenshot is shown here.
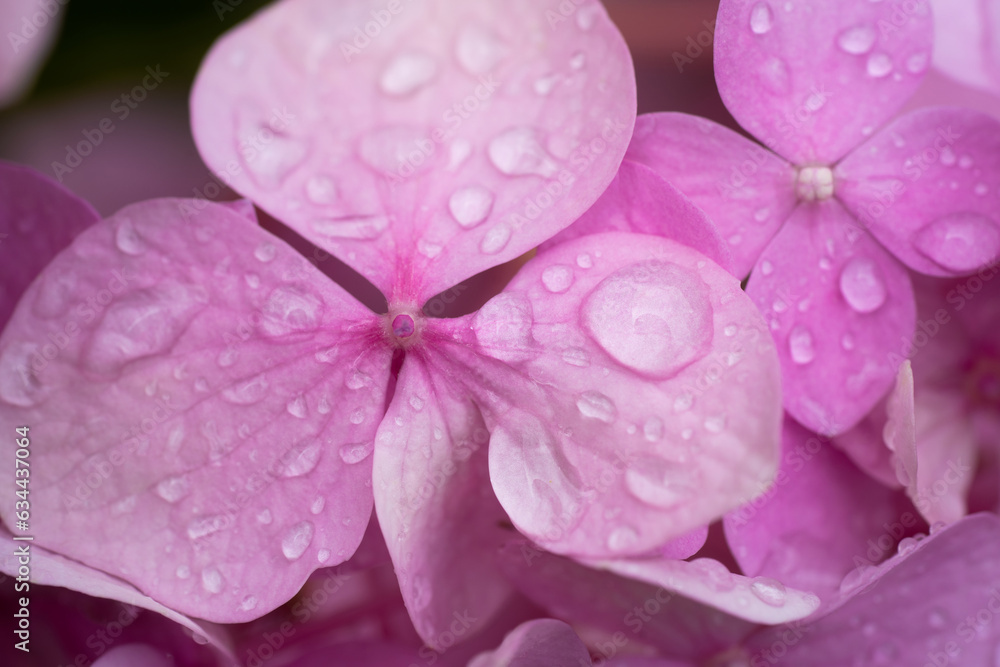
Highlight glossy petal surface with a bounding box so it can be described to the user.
[0,199,391,621]
[714,0,933,163]
[191,0,636,302]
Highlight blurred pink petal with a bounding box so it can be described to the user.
[0,0,64,106]
[468,619,593,667]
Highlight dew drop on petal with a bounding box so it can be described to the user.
[276,442,322,478]
[115,218,147,256]
[760,260,774,276]
[576,391,617,423]
[449,186,494,228]
[339,442,374,464]
[749,2,774,34]
[222,373,269,405]
[254,243,277,263]
[866,52,894,77]
[643,417,664,442]
[704,415,726,433]
[607,525,640,552]
[256,509,273,525]
[577,253,593,269]
[750,576,787,606]
[542,264,574,293]
[691,558,737,591]
[286,395,308,419]
[176,565,190,579]
[281,521,314,561]
[674,393,694,412]
[305,176,337,205]
[240,596,258,612]
[380,52,437,96]
[456,24,506,75]
[0,343,42,407]
[201,567,224,594]
[156,475,191,503]
[837,24,876,54]
[913,213,1000,272]
[349,408,365,425]
[488,127,558,178]
[839,257,887,313]
[409,395,424,411]
[562,348,590,367]
[259,286,322,337]
[480,224,512,255]
[788,326,816,365]
[533,74,559,95]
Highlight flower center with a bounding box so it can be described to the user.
[796,165,835,202]
[965,357,1000,407]
[384,307,422,348]
[392,314,415,338]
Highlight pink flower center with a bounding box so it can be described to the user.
[392,314,415,338]
[385,307,422,348]
[796,165,835,202]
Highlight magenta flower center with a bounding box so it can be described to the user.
[796,165,835,202]
[385,307,422,348]
[393,314,415,338]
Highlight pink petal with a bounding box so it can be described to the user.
[372,350,512,648]
[467,232,783,557]
[541,159,736,276]
[607,660,693,667]
[884,360,917,486]
[497,541,758,661]
[746,200,916,436]
[743,514,1000,666]
[0,161,99,329]
[714,0,933,163]
[0,199,391,622]
[724,416,912,603]
[831,404,901,489]
[0,527,233,658]
[467,619,592,667]
[0,0,64,106]
[659,524,709,560]
[930,0,1000,94]
[625,113,796,277]
[837,107,1000,276]
[190,0,636,303]
[92,645,175,667]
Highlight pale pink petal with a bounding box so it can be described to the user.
[541,159,736,276]
[0,527,233,658]
[0,161,99,328]
[831,404,901,489]
[714,0,933,163]
[92,645,175,667]
[191,0,636,303]
[744,514,1000,666]
[0,0,64,106]
[0,199,391,622]
[468,619,592,667]
[930,0,1000,94]
[724,417,912,603]
[659,525,709,560]
[625,113,796,277]
[453,232,782,557]
[837,107,1000,277]
[497,541,758,661]
[746,200,916,436]
[372,350,512,648]
[884,360,917,486]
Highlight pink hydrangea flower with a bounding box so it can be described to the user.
[0,0,785,651]
[624,0,1000,437]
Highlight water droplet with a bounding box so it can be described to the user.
[837,24,876,54]
[542,264,574,293]
[222,373,269,405]
[913,213,1000,272]
[788,326,816,364]
[312,214,390,241]
[897,536,919,555]
[839,256,887,313]
[305,175,337,205]
[317,549,331,563]
[346,368,371,390]
[533,74,559,95]
[480,224,512,255]
[488,127,558,178]
[869,642,898,664]
[704,415,726,433]
[281,521,314,561]
[115,218,147,255]
[339,442,374,464]
[310,497,325,515]
[380,52,437,96]
[240,596,258,612]
[724,324,739,337]
[626,467,687,508]
[0,343,42,407]
[754,208,770,223]
[456,24,506,75]
[576,391,617,423]
[607,525,640,552]
[561,348,590,367]
[409,395,425,411]
[576,253,594,269]
[176,565,190,579]
[906,52,929,74]
[286,395,307,419]
[866,52,893,77]
[276,442,322,478]
[760,260,774,276]
[259,286,321,337]
[583,262,713,378]
[750,2,774,34]
[569,51,586,70]
[449,186,494,228]
[156,476,191,503]
[349,409,365,425]
[674,393,694,412]
[750,577,787,606]
[643,417,664,442]
[256,509,272,525]
[254,245,276,264]
[188,515,229,540]
[760,57,791,94]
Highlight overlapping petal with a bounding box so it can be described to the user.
[837,107,1000,277]
[190,0,636,303]
[468,619,592,667]
[746,200,916,436]
[625,113,797,278]
[0,161,99,328]
[714,0,933,163]
[0,199,391,621]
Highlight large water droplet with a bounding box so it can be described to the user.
[750,2,774,34]
[449,186,494,228]
[456,24,506,75]
[222,373,269,405]
[259,286,322,337]
[276,442,322,478]
[187,514,229,540]
[339,442,374,464]
[583,262,713,378]
[607,525,640,552]
[201,567,225,594]
[281,521,314,561]
[380,52,437,96]
[750,576,787,606]
[0,343,42,407]
[480,224,512,254]
[788,325,816,364]
[488,128,558,178]
[576,391,617,423]
[625,468,686,508]
[286,395,307,419]
[839,256,887,313]
[837,24,876,54]
[866,52,894,78]
[541,264,574,293]
[156,475,191,503]
[254,243,277,263]
[115,218,147,255]
[312,214,390,241]
[473,292,535,363]
[913,213,1000,272]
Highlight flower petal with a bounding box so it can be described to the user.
[743,514,1000,666]
[190,0,636,302]
[714,0,933,163]
[837,107,1000,277]
[625,113,796,278]
[372,350,512,648]
[467,619,592,667]
[0,161,99,329]
[456,232,782,557]
[0,199,391,621]
[930,0,1000,94]
[92,645,175,667]
[831,403,901,489]
[541,159,736,276]
[0,0,64,106]
[724,416,912,604]
[746,200,916,436]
